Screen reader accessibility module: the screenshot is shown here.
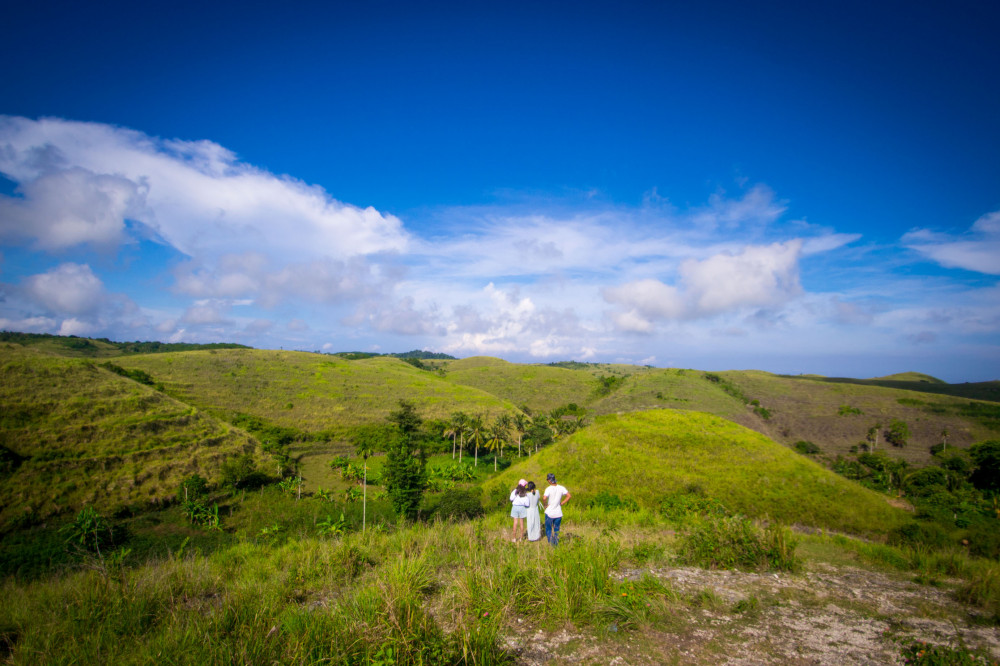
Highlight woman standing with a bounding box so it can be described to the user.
[509,479,529,542]
[525,481,541,542]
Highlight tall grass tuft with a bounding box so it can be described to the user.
[678,514,799,572]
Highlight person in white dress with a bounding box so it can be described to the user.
[525,481,541,541]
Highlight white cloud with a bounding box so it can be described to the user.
[0,167,143,250]
[24,263,106,316]
[903,210,1000,275]
[602,240,803,331]
[681,240,803,314]
[0,116,409,261]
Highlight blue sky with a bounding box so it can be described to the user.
[1,0,998,381]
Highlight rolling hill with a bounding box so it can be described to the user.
[483,409,908,535]
[0,345,260,526]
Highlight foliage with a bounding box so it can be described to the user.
[317,512,347,537]
[594,374,628,396]
[220,454,267,490]
[432,488,485,520]
[177,474,209,503]
[838,404,864,416]
[898,639,994,665]
[793,440,821,455]
[61,506,116,555]
[969,440,1000,495]
[677,514,798,572]
[383,400,428,519]
[660,493,729,521]
[231,413,302,447]
[181,499,220,529]
[587,491,639,512]
[886,419,911,447]
[100,362,163,391]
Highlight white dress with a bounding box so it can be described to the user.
[526,490,541,541]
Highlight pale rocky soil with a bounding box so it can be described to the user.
[502,562,1000,665]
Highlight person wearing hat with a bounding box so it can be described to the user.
[542,473,571,546]
[509,479,530,542]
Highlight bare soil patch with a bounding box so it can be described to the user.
[502,562,1000,665]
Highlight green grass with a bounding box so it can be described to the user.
[0,346,262,527]
[483,409,909,535]
[115,349,515,438]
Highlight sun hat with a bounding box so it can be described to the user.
[518,479,527,486]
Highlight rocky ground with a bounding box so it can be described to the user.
[502,561,1000,665]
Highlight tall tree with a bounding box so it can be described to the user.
[467,414,486,467]
[513,413,529,456]
[453,411,469,463]
[351,425,388,533]
[486,417,510,471]
[384,400,427,519]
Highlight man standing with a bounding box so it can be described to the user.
[542,472,571,546]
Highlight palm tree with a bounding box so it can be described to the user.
[467,414,486,466]
[486,417,511,471]
[450,411,469,461]
[444,424,457,459]
[355,435,375,533]
[513,413,529,456]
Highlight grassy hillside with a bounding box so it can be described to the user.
[0,345,259,527]
[484,409,908,535]
[115,349,515,437]
[718,370,999,465]
[440,357,601,412]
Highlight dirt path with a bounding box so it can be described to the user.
[503,562,1000,665]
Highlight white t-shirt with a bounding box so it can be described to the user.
[509,488,530,507]
[543,484,569,518]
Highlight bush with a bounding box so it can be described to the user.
[433,488,485,521]
[177,474,209,503]
[220,454,267,490]
[587,491,639,512]
[885,419,910,447]
[678,515,798,572]
[793,440,820,455]
[889,521,951,550]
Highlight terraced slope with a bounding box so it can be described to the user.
[115,349,514,436]
[0,345,258,525]
[484,409,909,535]
[440,357,601,412]
[717,370,999,465]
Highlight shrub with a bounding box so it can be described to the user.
[220,453,267,490]
[677,515,798,572]
[433,488,485,521]
[177,474,209,503]
[889,521,951,550]
[885,419,910,447]
[838,404,863,416]
[793,440,820,455]
[587,491,639,512]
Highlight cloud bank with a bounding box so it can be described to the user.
[1,116,997,380]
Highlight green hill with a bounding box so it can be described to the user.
[484,409,908,535]
[717,370,1000,465]
[441,357,601,412]
[0,345,259,527]
[872,372,946,384]
[114,348,515,437]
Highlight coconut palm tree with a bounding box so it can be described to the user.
[486,417,511,471]
[466,414,486,466]
[450,411,469,461]
[513,412,529,456]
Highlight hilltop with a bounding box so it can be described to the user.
[484,409,907,535]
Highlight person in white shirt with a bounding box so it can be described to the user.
[542,472,571,546]
[509,479,530,542]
